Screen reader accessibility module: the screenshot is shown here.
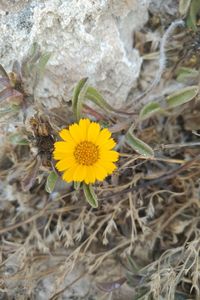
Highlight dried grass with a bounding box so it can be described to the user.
[0,7,200,300]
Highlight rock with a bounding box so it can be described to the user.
[0,0,150,108]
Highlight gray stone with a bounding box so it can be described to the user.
[0,0,150,108]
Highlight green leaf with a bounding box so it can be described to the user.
[126,255,140,273]
[133,287,151,300]
[86,86,115,113]
[21,42,41,77]
[179,0,192,15]
[0,64,9,79]
[139,102,162,120]
[186,0,200,31]
[166,85,198,108]
[174,292,190,300]
[72,78,88,121]
[0,105,19,118]
[34,52,51,87]
[74,181,81,190]
[27,42,41,63]
[72,78,85,115]
[83,183,98,208]
[126,131,154,157]
[0,106,12,117]
[9,133,29,145]
[45,171,58,193]
[37,52,51,76]
[176,67,199,82]
[76,79,89,121]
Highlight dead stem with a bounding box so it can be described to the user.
[99,154,200,200]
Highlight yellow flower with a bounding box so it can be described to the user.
[53,119,119,184]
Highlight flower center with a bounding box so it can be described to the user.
[74,141,99,166]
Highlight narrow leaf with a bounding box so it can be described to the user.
[0,88,23,105]
[9,133,29,145]
[179,0,191,15]
[176,67,199,82]
[37,52,51,75]
[126,273,143,289]
[126,131,154,157]
[25,42,41,65]
[74,181,81,190]
[166,85,198,108]
[34,52,51,87]
[139,102,162,120]
[133,287,150,300]
[0,105,19,118]
[45,171,58,193]
[76,79,89,121]
[186,0,200,31]
[12,60,22,82]
[0,88,14,102]
[174,292,190,300]
[86,86,115,113]
[0,64,9,79]
[21,42,41,77]
[83,183,98,208]
[0,77,10,87]
[72,78,88,121]
[126,256,140,273]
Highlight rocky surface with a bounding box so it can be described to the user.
[0,1,151,299]
[0,0,150,108]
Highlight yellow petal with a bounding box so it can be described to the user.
[73,165,86,182]
[99,138,116,150]
[79,119,90,141]
[96,128,111,145]
[87,122,100,142]
[93,163,108,181]
[62,164,78,182]
[100,150,119,162]
[59,129,74,142]
[99,161,116,175]
[56,157,76,171]
[54,119,118,184]
[84,166,96,184]
[69,124,81,143]
[53,151,69,160]
[54,141,75,153]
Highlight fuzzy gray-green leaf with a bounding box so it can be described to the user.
[186,0,200,31]
[166,86,198,108]
[0,105,19,118]
[37,52,51,73]
[21,42,41,77]
[139,102,162,120]
[34,52,51,86]
[176,67,199,82]
[127,255,140,273]
[27,42,41,64]
[83,183,98,208]
[76,79,89,121]
[9,133,29,145]
[45,171,58,193]
[179,0,191,15]
[0,64,9,79]
[86,86,115,113]
[126,131,154,157]
[74,181,81,191]
[72,78,88,121]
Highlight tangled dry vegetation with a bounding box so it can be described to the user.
[1,5,200,300]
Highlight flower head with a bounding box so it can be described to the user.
[53,119,119,184]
